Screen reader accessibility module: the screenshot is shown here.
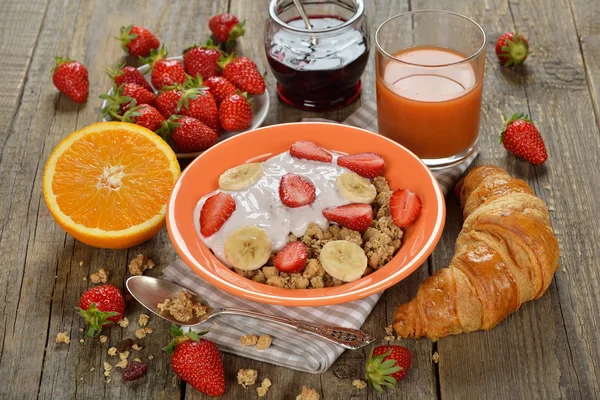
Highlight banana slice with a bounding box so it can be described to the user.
[336,172,377,204]
[219,163,263,191]
[224,226,273,271]
[320,240,368,282]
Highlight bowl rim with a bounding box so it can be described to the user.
[166,121,446,306]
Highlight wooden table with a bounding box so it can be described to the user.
[1,0,599,398]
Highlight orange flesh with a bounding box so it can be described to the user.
[51,128,173,231]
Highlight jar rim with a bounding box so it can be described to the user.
[268,0,365,33]
[375,10,486,68]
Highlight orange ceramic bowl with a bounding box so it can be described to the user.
[167,122,445,306]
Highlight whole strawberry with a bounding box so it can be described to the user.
[120,102,165,132]
[204,76,237,105]
[107,62,153,92]
[119,25,160,57]
[219,92,253,131]
[209,13,245,43]
[166,327,226,397]
[495,32,529,67]
[219,54,266,94]
[77,284,125,337]
[500,113,547,165]
[100,83,156,117]
[52,57,89,103]
[159,115,218,153]
[142,46,186,90]
[366,345,412,393]
[183,40,222,79]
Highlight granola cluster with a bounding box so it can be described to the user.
[157,291,208,323]
[234,176,403,289]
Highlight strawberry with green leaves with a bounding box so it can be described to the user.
[77,285,125,337]
[100,83,156,117]
[183,40,222,79]
[495,32,529,67]
[219,54,265,94]
[366,345,412,392]
[106,62,153,92]
[500,113,548,165]
[141,46,187,90]
[52,57,89,103]
[119,25,160,57]
[165,326,226,397]
[209,13,245,44]
[119,101,165,132]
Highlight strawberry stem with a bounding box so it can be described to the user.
[500,112,532,143]
[76,303,119,337]
[139,45,168,68]
[99,84,134,119]
[163,325,208,354]
[118,25,138,52]
[365,349,401,393]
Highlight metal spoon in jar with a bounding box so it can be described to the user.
[291,0,318,46]
[126,275,375,350]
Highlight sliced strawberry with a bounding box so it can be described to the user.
[322,203,374,232]
[337,152,384,178]
[390,189,422,228]
[290,141,333,163]
[200,192,236,237]
[274,241,307,273]
[279,173,316,208]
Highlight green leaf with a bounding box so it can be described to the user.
[170,325,184,337]
[187,331,200,341]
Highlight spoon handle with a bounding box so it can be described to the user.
[213,308,375,350]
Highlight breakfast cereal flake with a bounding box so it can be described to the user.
[119,351,130,361]
[99,335,108,343]
[237,369,258,388]
[55,332,70,344]
[108,347,118,356]
[128,254,155,276]
[256,335,272,350]
[135,327,152,339]
[139,314,149,327]
[132,343,143,351]
[296,386,320,400]
[240,334,259,347]
[157,291,208,323]
[90,268,110,284]
[257,378,272,397]
[433,351,440,364]
[118,317,129,328]
[115,360,128,369]
[352,379,367,390]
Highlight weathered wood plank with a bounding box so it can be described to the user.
[0,0,49,149]
[568,0,600,126]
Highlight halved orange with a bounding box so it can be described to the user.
[43,122,181,249]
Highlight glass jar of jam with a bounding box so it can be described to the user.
[265,0,369,111]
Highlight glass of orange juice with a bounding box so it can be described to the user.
[375,10,486,167]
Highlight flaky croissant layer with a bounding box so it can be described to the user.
[393,165,559,340]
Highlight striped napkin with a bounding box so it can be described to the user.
[162,100,478,373]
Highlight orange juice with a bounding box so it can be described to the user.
[376,46,484,160]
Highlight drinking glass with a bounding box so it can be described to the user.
[375,10,486,167]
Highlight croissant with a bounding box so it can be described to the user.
[393,165,559,340]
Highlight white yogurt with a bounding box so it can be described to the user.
[193,151,352,267]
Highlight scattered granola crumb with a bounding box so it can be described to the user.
[297,386,320,400]
[132,343,143,351]
[115,360,128,369]
[108,347,118,356]
[384,324,396,341]
[79,328,84,332]
[213,322,219,327]
[129,254,155,276]
[133,357,141,362]
[56,332,70,344]
[90,367,95,372]
[148,355,154,360]
[82,277,87,281]
[432,351,439,364]
[118,317,129,328]
[90,268,110,284]
[139,314,150,327]
[240,334,259,347]
[103,362,113,377]
[237,368,258,388]
[543,183,552,191]
[352,379,367,390]
[80,377,83,381]
[257,378,272,397]
[256,335,272,350]
[79,261,83,267]
[157,291,208,323]
[135,327,152,339]
[79,339,84,343]
[99,335,108,344]
[119,351,130,361]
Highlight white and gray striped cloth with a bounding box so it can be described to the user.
[162,100,478,373]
